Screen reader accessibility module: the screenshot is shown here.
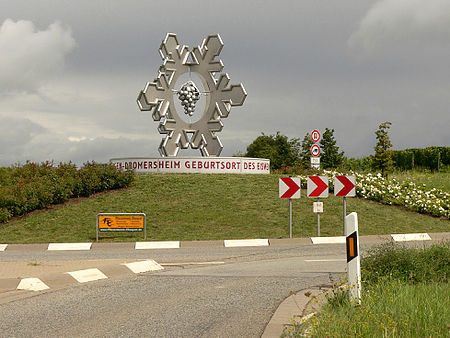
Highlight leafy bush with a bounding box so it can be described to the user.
[0,208,11,223]
[0,162,134,223]
[362,242,449,284]
[293,169,449,218]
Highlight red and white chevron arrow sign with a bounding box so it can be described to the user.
[279,177,301,199]
[307,176,329,198]
[334,175,356,197]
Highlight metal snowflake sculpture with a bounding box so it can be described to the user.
[137,33,247,157]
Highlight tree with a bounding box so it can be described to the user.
[299,132,314,168]
[245,132,301,169]
[319,128,344,169]
[372,121,394,177]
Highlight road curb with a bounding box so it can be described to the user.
[262,287,327,338]
[1,232,448,252]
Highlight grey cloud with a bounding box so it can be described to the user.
[0,117,45,150]
[0,19,76,94]
[0,1,448,166]
[348,0,450,52]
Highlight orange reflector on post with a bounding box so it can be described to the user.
[346,231,358,263]
[348,237,354,257]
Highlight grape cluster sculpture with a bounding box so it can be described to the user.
[177,81,200,116]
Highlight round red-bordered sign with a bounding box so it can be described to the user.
[311,144,321,157]
[311,129,320,143]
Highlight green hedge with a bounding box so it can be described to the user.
[392,146,449,170]
[343,146,449,172]
[0,162,134,223]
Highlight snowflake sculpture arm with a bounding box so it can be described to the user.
[137,33,247,157]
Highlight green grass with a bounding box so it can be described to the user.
[287,243,450,337]
[304,281,449,337]
[0,174,448,243]
[390,170,450,193]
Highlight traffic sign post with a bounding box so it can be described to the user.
[345,212,361,303]
[313,200,323,236]
[307,176,328,236]
[310,129,321,170]
[334,175,356,234]
[279,177,301,238]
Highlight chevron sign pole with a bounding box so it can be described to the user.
[307,176,329,236]
[334,175,356,234]
[279,177,301,238]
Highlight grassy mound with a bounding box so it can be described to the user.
[0,173,448,243]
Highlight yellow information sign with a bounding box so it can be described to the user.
[98,214,145,232]
[97,213,146,241]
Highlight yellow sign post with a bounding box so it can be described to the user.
[96,213,146,241]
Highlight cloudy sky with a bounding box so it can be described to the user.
[0,0,449,166]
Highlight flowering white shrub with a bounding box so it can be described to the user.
[297,170,449,218]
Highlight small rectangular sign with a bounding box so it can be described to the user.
[310,157,320,169]
[313,202,323,213]
[98,213,145,232]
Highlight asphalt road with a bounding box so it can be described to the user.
[1,236,445,337]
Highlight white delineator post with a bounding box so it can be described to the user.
[345,212,361,303]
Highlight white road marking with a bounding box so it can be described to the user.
[135,241,180,249]
[310,236,346,244]
[67,268,108,283]
[123,260,164,274]
[304,259,346,262]
[17,278,50,291]
[161,261,225,266]
[391,233,431,242]
[224,239,269,247]
[48,243,92,251]
[0,244,7,252]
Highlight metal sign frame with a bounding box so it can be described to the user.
[96,213,147,242]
